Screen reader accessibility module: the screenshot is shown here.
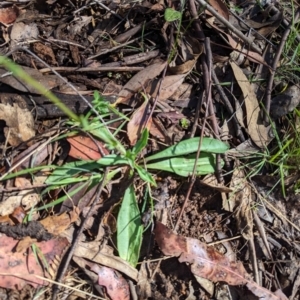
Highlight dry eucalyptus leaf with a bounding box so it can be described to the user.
[127,101,152,145]
[149,74,186,101]
[0,103,35,146]
[230,61,271,148]
[116,61,167,104]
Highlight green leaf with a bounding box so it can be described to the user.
[45,161,102,185]
[117,184,143,267]
[132,129,149,157]
[97,154,130,166]
[146,153,222,176]
[164,8,182,22]
[145,137,228,162]
[135,164,156,186]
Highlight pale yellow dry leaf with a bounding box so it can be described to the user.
[230,61,271,148]
[0,103,35,146]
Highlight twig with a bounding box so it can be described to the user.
[248,235,260,284]
[263,8,300,123]
[38,66,144,73]
[195,0,262,54]
[88,34,151,59]
[204,38,223,183]
[211,66,246,142]
[52,169,109,300]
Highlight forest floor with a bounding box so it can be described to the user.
[0,0,300,299]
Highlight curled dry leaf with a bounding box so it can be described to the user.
[127,101,152,145]
[155,222,288,300]
[230,61,271,148]
[0,103,35,146]
[91,264,130,300]
[0,189,39,216]
[0,234,69,290]
[116,61,167,105]
[67,134,109,160]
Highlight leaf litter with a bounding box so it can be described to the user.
[0,0,299,299]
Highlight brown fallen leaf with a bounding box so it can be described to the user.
[33,42,57,65]
[230,61,271,148]
[149,74,186,101]
[91,264,130,300]
[67,134,109,160]
[116,61,167,104]
[127,101,152,145]
[155,222,288,300]
[0,234,69,290]
[0,103,35,146]
[40,208,79,236]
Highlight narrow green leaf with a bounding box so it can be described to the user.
[97,154,130,166]
[132,129,149,157]
[145,137,228,162]
[164,8,182,22]
[45,161,102,184]
[135,164,156,186]
[146,153,222,176]
[117,184,143,267]
[87,122,126,155]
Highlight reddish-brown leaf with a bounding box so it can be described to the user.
[0,6,19,25]
[155,222,288,300]
[0,235,69,290]
[67,134,109,160]
[91,264,130,300]
[127,101,152,145]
